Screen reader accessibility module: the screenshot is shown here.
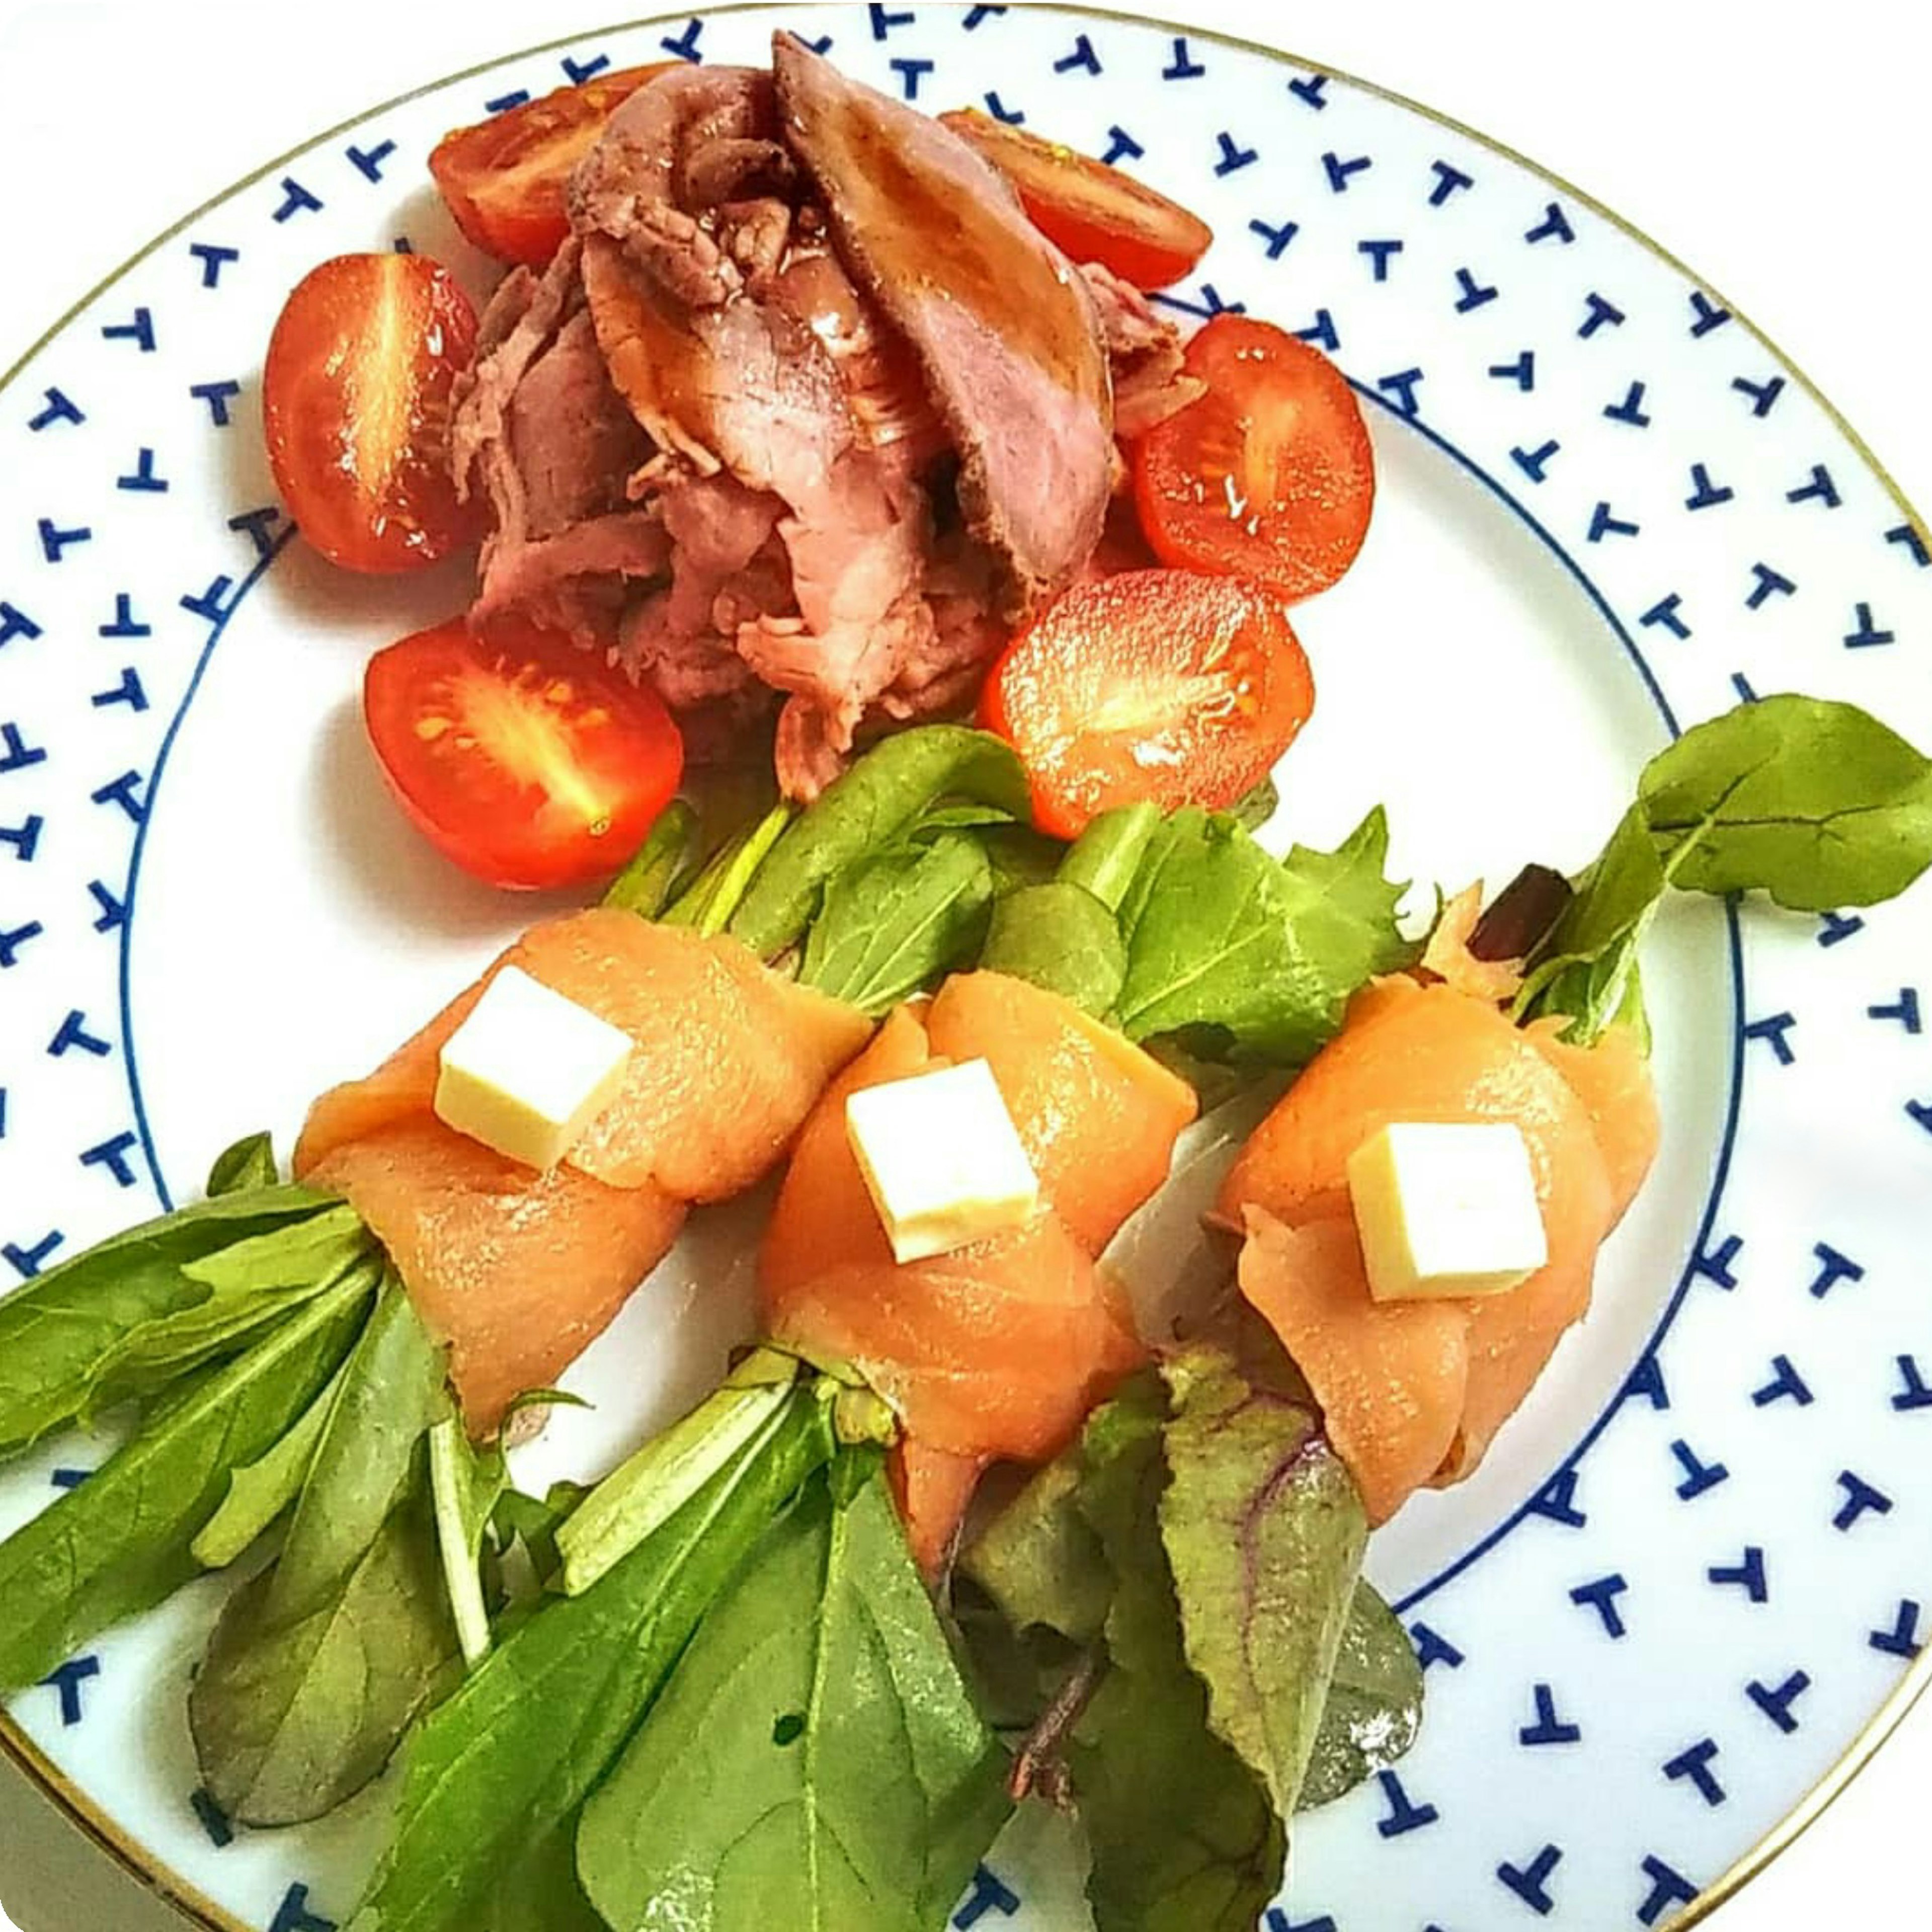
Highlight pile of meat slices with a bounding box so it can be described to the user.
[447,34,1196,799]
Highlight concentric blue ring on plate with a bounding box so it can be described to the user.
[2,8,1928,1929]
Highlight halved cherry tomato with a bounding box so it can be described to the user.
[264,254,481,575]
[364,616,684,890]
[981,569,1314,838]
[940,109,1213,290]
[1135,315,1375,603]
[431,65,678,266]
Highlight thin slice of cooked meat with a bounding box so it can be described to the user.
[573,68,958,793]
[1082,261,1205,441]
[772,32,1113,617]
[451,239,661,641]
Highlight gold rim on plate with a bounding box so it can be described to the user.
[1,8,1924,1928]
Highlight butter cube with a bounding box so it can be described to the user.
[845,1059,1041,1264]
[1346,1122,1547,1303]
[434,964,633,1172]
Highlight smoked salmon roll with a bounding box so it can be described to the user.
[1217,978,1659,1523]
[297,908,872,1432]
[760,970,1197,1571]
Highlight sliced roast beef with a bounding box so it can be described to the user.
[1082,261,1203,441]
[771,33,1113,617]
[570,64,972,795]
[451,240,662,640]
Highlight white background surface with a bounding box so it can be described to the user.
[0,2,1925,1928]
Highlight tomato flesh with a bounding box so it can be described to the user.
[431,65,677,266]
[264,254,480,576]
[981,569,1314,838]
[1135,315,1376,603]
[364,617,685,890]
[940,110,1213,290]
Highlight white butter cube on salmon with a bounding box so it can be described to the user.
[1346,1121,1547,1303]
[845,1059,1041,1264]
[434,964,634,1172]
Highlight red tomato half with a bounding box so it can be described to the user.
[940,109,1213,290]
[430,65,677,266]
[1135,315,1376,603]
[264,254,481,576]
[981,570,1314,838]
[365,617,685,890]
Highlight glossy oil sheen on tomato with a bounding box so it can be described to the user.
[363,617,683,890]
[263,254,481,574]
[1136,315,1376,603]
[983,567,1314,836]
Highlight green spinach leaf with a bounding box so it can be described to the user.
[1159,1346,1367,1818]
[0,1183,336,1464]
[730,727,1029,958]
[191,1351,355,1571]
[662,801,795,936]
[81,1207,376,1415]
[555,1349,802,1598]
[1519,697,1932,1042]
[190,1468,458,1827]
[1298,1580,1424,1811]
[1640,694,1932,909]
[267,1281,450,1625]
[0,1268,374,1694]
[206,1132,279,1197]
[577,1462,1010,1932]
[347,1391,837,1932]
[603,800,699,918]
[430,1418,508,1668]
[979,882,1126,1016]
[798,830,996,1014]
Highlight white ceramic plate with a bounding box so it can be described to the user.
[2,7,1928,1928]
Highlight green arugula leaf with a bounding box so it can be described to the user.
[1064,1381,1286,1932]
[1275,807,1417,991]
[430,1418,509,1669]
[347,1391,838,1932]
[1114,808,1409,1066]
[730,727,1029,958]
[206,1132,279,1197]
[798,830,996,1014]
[1297,1580,1424,1811]
[190,1467,458,1827]
[603,800,699,918]
[1158,1346,1367,1819]
[0,1183,336,1464]
[191,1351,355,1570]
[980,824,1065,896]
[577,1462,1011,1932]
[0,1268,375,1694]
[1640,694,1932,909]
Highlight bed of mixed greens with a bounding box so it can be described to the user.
[0,692,1928,1931]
